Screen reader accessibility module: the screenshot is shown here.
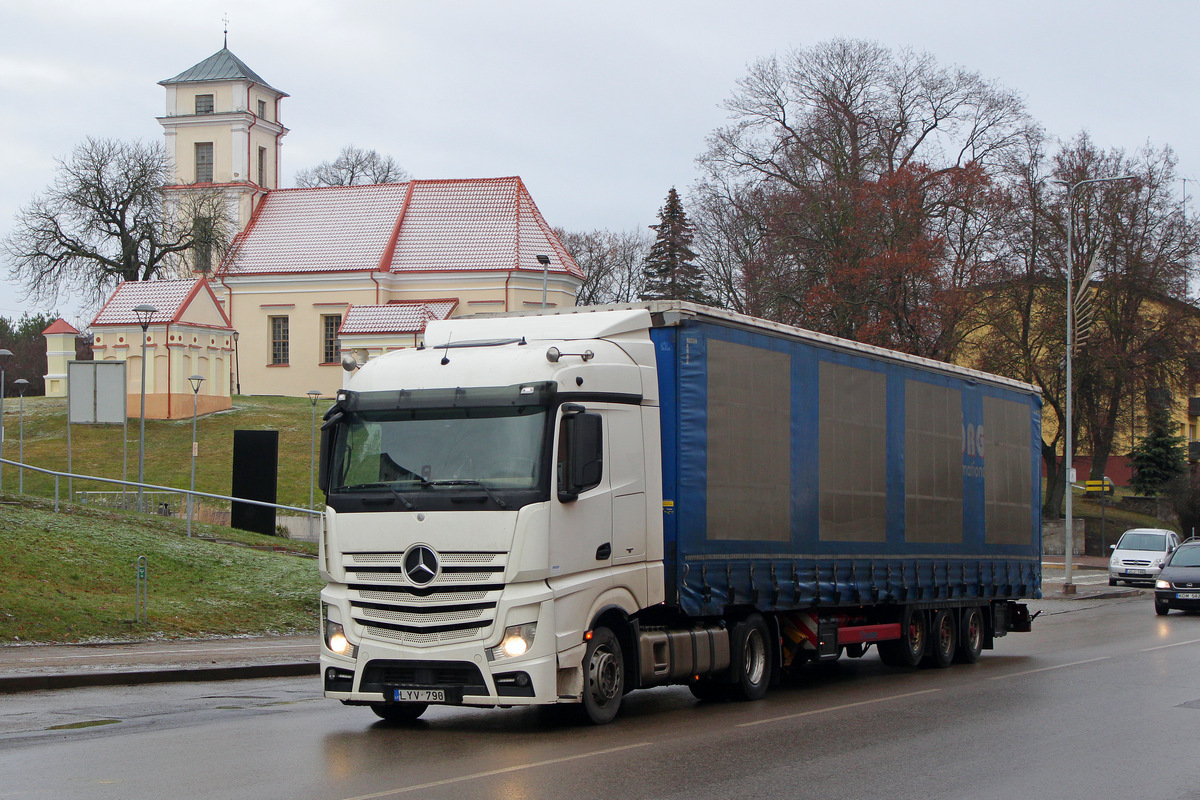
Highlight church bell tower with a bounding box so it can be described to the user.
[157,43,289,239]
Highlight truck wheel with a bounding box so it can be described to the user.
[1155,600,1171,616]
[955,606,984,663]
[580,627,624,724]
[878,607,925,668]
[927,609,956,668]
[370,702,428,723]
[728,614,771,701]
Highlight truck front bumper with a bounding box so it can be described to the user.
[322,639,568,709]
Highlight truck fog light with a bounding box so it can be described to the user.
[325,620,358,658]
[492,623,537,660]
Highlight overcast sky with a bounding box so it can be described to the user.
[2,0,1197,327]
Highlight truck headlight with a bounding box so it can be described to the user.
[491,623,537,660]
[325,619,357,658]
[1156,579,1172,589]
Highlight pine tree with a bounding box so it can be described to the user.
[640,188,709,304]
[1129,404,1188,497]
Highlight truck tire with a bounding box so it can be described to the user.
[955,606,984,663]
[877,607,925,668]
[728,614,771,701]
[927,609,956,668]
[370,702,428,722]
[580,627,624,724]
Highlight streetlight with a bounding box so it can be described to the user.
[1060,174,1136,593]
[132,304,157,513]
[232,330,241,395]
[187,374,205,537]
[537,254,550,309]
[307,390,321,511]
[14,378,28,494]
[0,348,11,491]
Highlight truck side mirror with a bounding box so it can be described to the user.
[558,410,603,502]
[317,410,343,494]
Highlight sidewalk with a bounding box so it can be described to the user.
[0,635,319,694]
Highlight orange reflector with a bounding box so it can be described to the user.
[584,630,593,641]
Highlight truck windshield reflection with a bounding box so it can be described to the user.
[330,406,546,493]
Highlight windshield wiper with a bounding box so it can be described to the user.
[338,481,424,509]
[427,479,508,509]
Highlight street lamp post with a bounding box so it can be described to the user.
[1061,175,1136,593]
[307,390,322,511]
[537,254,550,308]
[232,330,241,395]
[0,348,11,491]
[187,374,205,537]
[132,304,158,513]
[14,378,28,494]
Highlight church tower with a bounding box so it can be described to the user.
[157,45,289,248]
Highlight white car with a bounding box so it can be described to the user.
[1109,528,1180,586]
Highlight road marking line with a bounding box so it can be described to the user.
[735,689,941,728]
[1140,638,1200,652]
[338,742,654,800]
[988,656,1110,679]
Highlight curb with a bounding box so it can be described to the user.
[0,662,319,694]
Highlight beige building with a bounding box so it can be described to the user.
[88,279,234,419]
[41,318,80,398]
[82,46,584,407]
[213,178,582,397]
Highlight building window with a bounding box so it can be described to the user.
[322,315,342,364]
[195,94,214,114]
[195,142,214,183]
[270,316,289,365]
[257,146,267,187]
[192,216,213,273]
[257,99,267,119]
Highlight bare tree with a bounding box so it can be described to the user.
[698,39,1031,358]
[964,131,1199,517]
[2,137,229,307]
[556,228,651,306]
[293,145,409,187]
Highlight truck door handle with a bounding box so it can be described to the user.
[596,543,612,560]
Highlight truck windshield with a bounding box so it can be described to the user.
[330,406,547,493]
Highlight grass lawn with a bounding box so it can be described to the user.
[0,495,321,644]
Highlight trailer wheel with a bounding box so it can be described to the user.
[955,606,984,663]
[878,607,925,668]
[370,702,428,723]
[580,627,624,725]
[927,609,956,668]
[728,614,771,701]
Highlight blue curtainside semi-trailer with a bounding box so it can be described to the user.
[319,302,1041,723]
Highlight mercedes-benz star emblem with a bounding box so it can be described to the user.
[404,545,439,586]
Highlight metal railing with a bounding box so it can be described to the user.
[0,456,321,536]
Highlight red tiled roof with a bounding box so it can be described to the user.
[42,318,79,335]
[91,278,231,328]
[339,300,457,335]
[219,177,582,279]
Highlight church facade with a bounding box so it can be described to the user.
[76,44,583,409]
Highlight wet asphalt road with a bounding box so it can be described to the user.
[2,591,1199,800]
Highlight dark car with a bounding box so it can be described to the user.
[1154,542,1200,615]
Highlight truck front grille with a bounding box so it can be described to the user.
[343,551,505,646]
[359,659,487,695]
